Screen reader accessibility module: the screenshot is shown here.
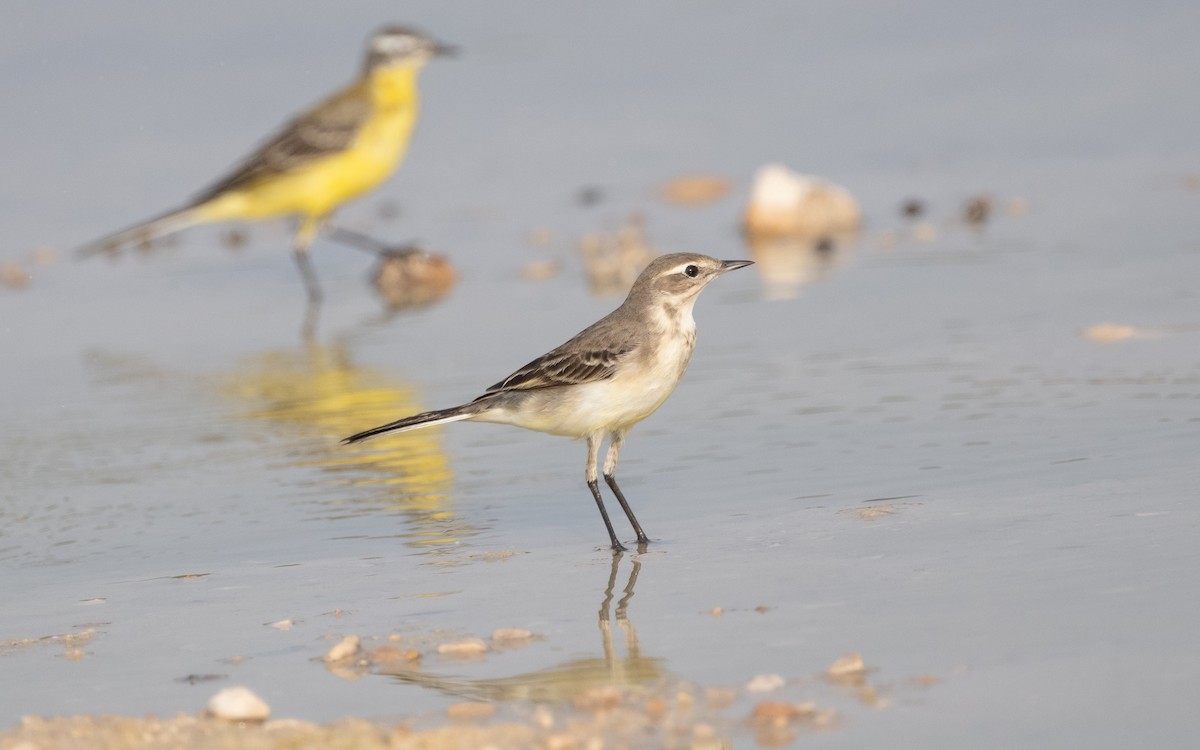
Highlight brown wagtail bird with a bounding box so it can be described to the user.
[77,26,452,303]
[343,253,753,551]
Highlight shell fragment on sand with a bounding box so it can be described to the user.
[743,164,860,238]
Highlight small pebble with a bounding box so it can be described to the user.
[752,701,806,724]
[911,223,937,242]
[220,229,248,251]
[856,685,882,707]
[265,619,293,631]
[437,638,488,657]
[366,646,420,665]
[659,174,730,205]
[1,263,29,290]
[1083,323,1139,343]
[705,687,737,709]
[827,653,866,678]
[175,674,227,685]
[532,705,555,729]
[323,635,360,663]
[675,691,695,711]
[205,686,270,723]
[847,505,896,521]
[446,702,495,722]
[573,686,621,712]
[964,195,992,226]
[32,246,57,265]
[576,185,605,207]
[643,697,667,721]
[746,673,785,693]
[743,164,861,237]
[900,198,925,218]
[545,732,577,750]
[478,550,517,562]
[826,653,868,686]
[372,248,456,311]
[491,628,533,646]
[521,259,560,281]
[263,718,320,733]
[528,227,554,247]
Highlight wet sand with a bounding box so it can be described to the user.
[3,1,1200,748]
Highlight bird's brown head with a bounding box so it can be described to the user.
[629,253,752,304]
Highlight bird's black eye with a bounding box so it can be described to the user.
[684,264,699,278]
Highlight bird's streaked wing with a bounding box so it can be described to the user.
[188,86,373,205]
[483,344,636,394]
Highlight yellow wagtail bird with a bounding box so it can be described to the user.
[343,253,753,551]
[78,26,453,302]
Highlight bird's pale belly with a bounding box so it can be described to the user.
[476,379,672,437]
[477,341,695,438]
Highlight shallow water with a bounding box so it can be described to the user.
[3,1,1200,747]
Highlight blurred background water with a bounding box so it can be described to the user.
[2,1,1199,747]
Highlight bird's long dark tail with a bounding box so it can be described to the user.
[76,205,206,259]
[342,404,478,444]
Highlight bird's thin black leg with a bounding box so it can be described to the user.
[604,474,649,546]
[589,479,626,552]
[603,430,650,545]
[587,433,626,551]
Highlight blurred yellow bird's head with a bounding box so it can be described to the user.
[363,26,455,73]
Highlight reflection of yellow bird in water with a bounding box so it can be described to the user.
[225,342,468,552]
[78,26,453,303]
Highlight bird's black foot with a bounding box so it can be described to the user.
[589,479,626,553]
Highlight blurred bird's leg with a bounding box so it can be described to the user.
[294,215,325,341]
[293,215,324,304]
[324,224,390,255]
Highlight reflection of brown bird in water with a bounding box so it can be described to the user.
[77,26,453,304]
[378,553,663,702]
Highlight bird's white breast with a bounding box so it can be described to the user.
[475,300,699,438]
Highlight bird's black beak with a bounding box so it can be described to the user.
[719,259,754,273]
[433,41,459,58]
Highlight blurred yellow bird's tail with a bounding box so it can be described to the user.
[76,206,207,258]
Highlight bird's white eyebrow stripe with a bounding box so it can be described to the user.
[373,34,415,53]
